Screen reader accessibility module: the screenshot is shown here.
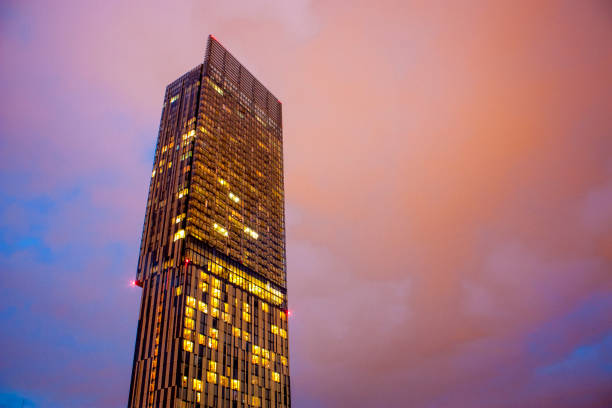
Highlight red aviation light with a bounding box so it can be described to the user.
[184,258,191,265]
[131,280,143,288]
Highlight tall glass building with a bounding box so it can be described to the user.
[128,36,290,408]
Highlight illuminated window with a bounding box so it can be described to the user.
[243,302,250,313]
[209,328,218,339]
[198,334,205,345]
[281,356,288,366]
[182,375,188,387]
[229,192,240,203]
[271,324,279,334]
[206,371,217,383]
[272,372,280,382]
[211,297,219,308]
[213,278,221,289]
[185,306,194,318]
[183,329,192,340]
[186,296,196,308]
[262,349,270,359]
[170,95,179,103]
[244,226,259,239]
[208,338,218,349]
[261,302,269,312]
[251,354,260,364]
[233,327,241,337]
[193,378,202,391]
[252,345,260,355]
[198,301,208,313]
[252,396,261,407]
[177,188,189,199]
[176,286,182,296]
[243,331,250,341]
[151,170,156,178]
[212,288,221,298]
[210,81,224,95]
[211,308,219,318]
[220,376,229,387]
[183,340,193,352]
[174,229,185,241]
[196,392,201,403]
[175,213,185,224]
[218,178,228,186]
[280,328,287,338]
[231,379,240,391]
[208,360,217,372]
[242,311,251,322]
[184,317,194,330]
[199,282,208,292]
[213,223,229,237]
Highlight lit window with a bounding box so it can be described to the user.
[175,213,185,224]
[211,297,219,308]
[220,376,229,387]
[213,223,229,237]
[231,379,240,391]
[185,306,194,318]
[252,345,260,355]
[272,372,280,382]
[183,339,193,352]
[233,327,241,337]
[210,82,224,95]
[271,325,279,335]
[208,360,217,372]
[243,331,250,341]
[177,188,188,199]
[175,286,182,296]
[196,392,201,403]
[229,192,240,203]
[193,378,202,391]
[183,329,192,340]
[186,296,196,308]
[200,271,208,280]
[208,338,218,349]
[242,311,251,322]
[261,302,269,312]
[198,301,208,313]
[198,334,205,345]
[218,178,228,187]
[251,354,260,364]
[174,229,185,241]
[211,308,219,318]
[212,288,221,298]
[184,317,194,330]
[281,356,288,366]
[209,328,218,339]
[151,170,156,178]
[182,375,188,387]
[279,328,287,338]
[244,226,259,239]
[206,371,217,383]
[199,282,208,293]
[262,349,270,359]
[170,95,179,103]
[252,396,261,407]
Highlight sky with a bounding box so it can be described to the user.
[1,0,611,407]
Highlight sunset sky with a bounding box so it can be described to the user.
[1,1,611,407]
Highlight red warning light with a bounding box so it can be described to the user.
[287,309,292,317]
[185,258,191,265]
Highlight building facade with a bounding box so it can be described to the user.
[128,36,290,408]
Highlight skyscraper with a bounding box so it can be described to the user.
[128,36,290,408]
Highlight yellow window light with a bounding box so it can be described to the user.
[173,229,185,241]
[229,192,240,203]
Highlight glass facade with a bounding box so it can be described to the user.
[129,36,289,408]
